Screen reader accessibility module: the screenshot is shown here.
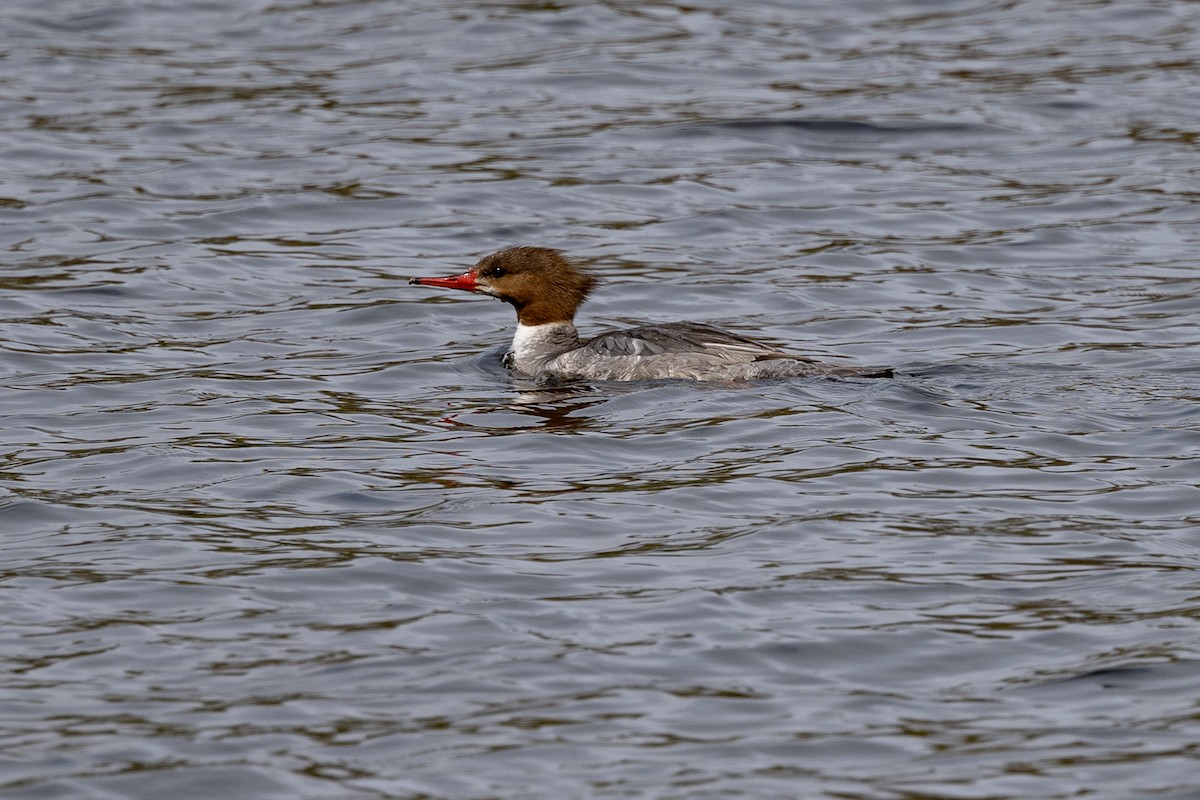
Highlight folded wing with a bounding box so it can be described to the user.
[582,322,817,363]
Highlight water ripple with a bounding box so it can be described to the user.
[4,0,1200,798]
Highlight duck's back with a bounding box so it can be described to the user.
[548,322,888,381]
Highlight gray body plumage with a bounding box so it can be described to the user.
[509,321,889,382]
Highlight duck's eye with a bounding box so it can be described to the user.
[483,265,506,279]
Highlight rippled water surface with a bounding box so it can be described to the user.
[4,1,1200,798]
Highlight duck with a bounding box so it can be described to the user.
[410,246,891,382]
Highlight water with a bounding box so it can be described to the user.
[3,1,1200,798]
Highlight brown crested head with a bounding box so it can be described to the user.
[472,246,597,326]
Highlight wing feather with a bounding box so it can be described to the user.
[581,322,815,364]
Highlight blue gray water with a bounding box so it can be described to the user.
[3,1,1200,798]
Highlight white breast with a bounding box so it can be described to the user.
[509,322,580,374]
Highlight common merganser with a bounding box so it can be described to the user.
[410,247,891,382]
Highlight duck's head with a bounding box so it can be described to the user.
[410,246,597,326]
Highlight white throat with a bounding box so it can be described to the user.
[509,322,579,374]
